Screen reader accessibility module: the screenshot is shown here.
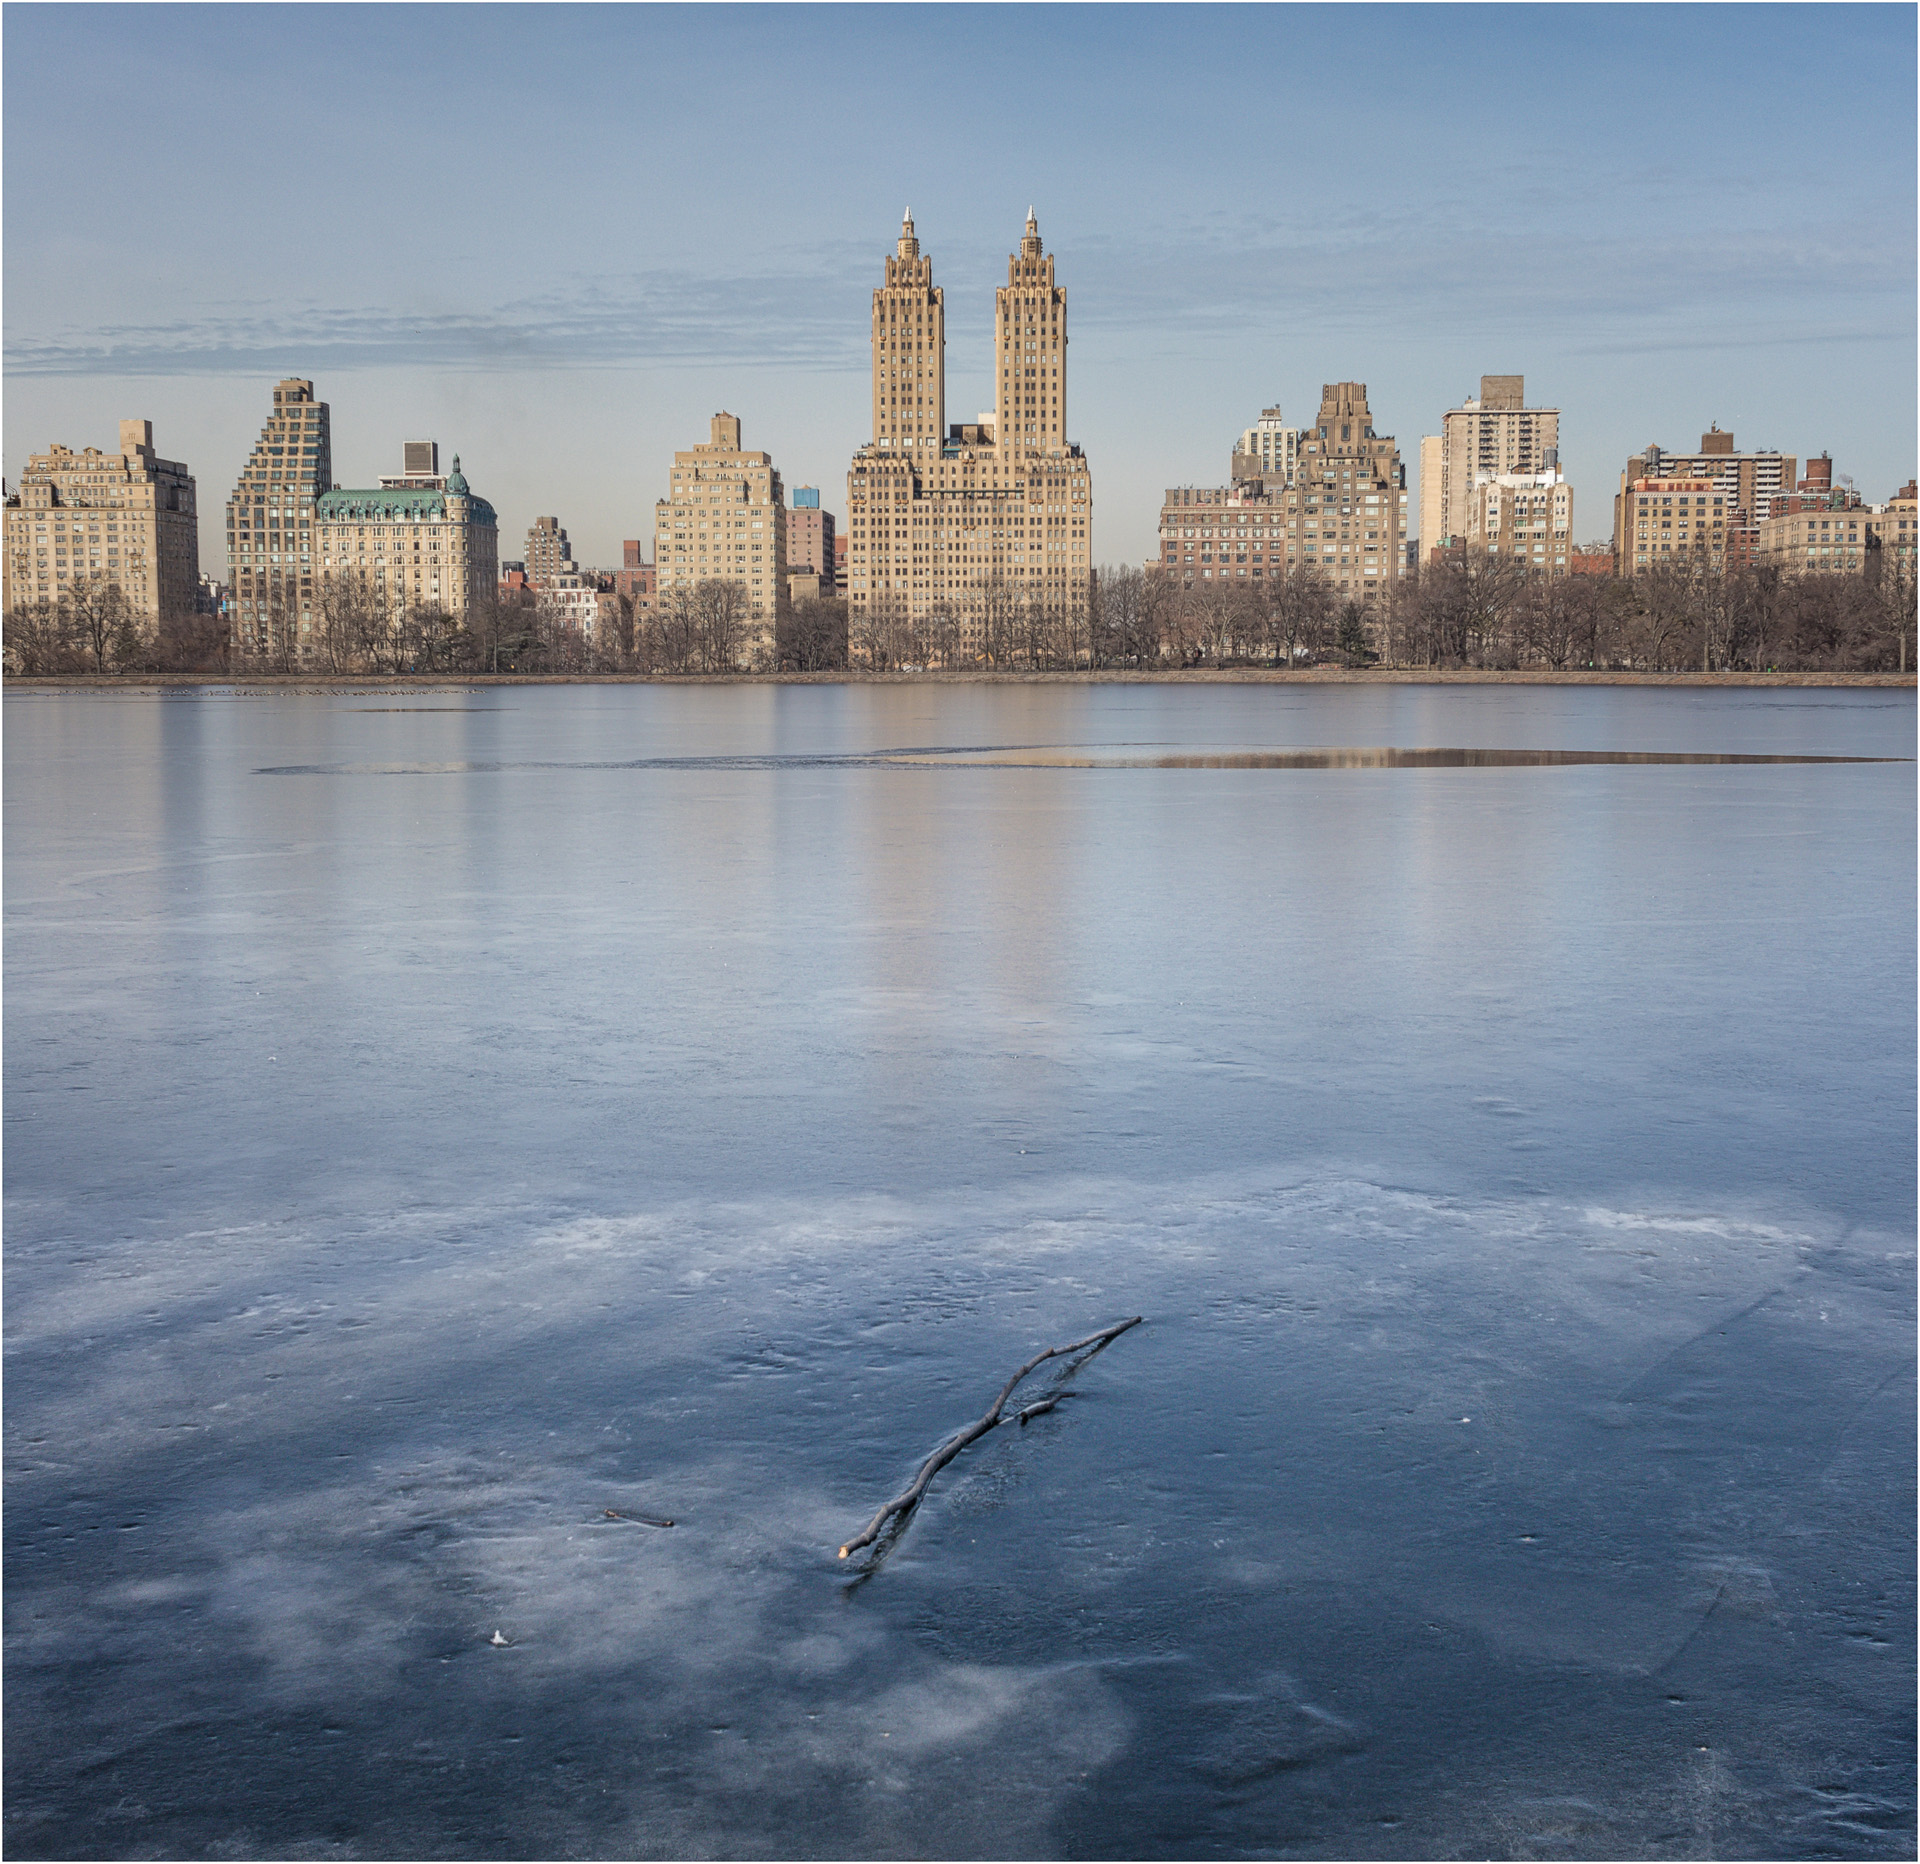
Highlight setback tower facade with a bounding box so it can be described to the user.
[228,379,332,661]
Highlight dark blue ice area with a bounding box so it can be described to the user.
[6,682,1914,1858]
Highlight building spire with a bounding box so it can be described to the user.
[1020,208,1042,259]
[896,207,920,260]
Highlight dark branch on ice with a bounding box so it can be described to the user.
[836,1317,1142,1560]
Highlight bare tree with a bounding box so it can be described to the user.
[692,578,750,672]
[3,597,83,674]
[973,578,1018,669]
[313,571,384,673]
[462,588,538,674]
[1265,561,1333,668]
[1402,554,1529,666]
[779,595,848,670]
[61,574,134,672]
[852,590,908,671]
[922,598,961,671]
[1622,563,1693,670]
[409,603,458,674]
[1518,573,1587,671]
[653,582,698,672]
[152,605,230,674]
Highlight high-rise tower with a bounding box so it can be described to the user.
[995,211,1068,453]
[871,211,945,456]
[1421,375,1562,547]
[228,378,332,661]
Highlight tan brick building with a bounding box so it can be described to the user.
[1418,434,1445,562]
[1461,469,1574,573]
[1422,375,1561,548]
[1755,503,1871,574]
[4,419,199,625]
[226,379,333,658]
[1234,407,1300,485]
[1874,482,1916,578]
[525,516,577,587]
[1617,477,1727,574]
[1158,383,1407,596]
[311,450,499,648]
[654,414,787,661]
[1294,383,1408,596]
[844,211,1093,656]
[1156,483,1287,585]
[1614,429,1795,566]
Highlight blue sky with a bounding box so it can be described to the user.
[6,3,1914,567]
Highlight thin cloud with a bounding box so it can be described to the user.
[8,218,1908,379]
[6,267,869,378]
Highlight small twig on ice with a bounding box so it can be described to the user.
[836,1317,1142,1559]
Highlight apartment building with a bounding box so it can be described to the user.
[1157,382,1407,594]
[1462,469,1574,573]
[525,516,577,587]
[539,570,616,639]
[654,413,788,659]
[843,211,1094,654]
[312,449,499,640]
[1616,478,1727,573]
[383,442,443,489]
[1292,383,1408,595]
[1615,429,1795,555]
[786,487,838,598]
[4,419,199,624]
[1233,407,1300,486]
[1422,376,1561,547]
[614,540,657,617]
[1754,504,1870,574]
[1156,483,1288,584]
[1875,482,1916,578]
[226,378,332,659]
[1418,435,1445,563]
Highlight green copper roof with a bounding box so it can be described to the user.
[317,485,495,523]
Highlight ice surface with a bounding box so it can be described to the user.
[6,684,1913,1858]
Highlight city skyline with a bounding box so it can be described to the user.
[5,4,1914,566]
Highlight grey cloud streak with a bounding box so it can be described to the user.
[9,217,1908,378]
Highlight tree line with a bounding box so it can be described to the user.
[6,556,1913,677]
[841,556,1913,674]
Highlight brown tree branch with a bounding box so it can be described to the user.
[836,1317,1142,1559]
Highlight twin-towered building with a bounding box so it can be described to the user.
[844,211,1094,647]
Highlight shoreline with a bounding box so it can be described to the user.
[6,668,1914,692]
